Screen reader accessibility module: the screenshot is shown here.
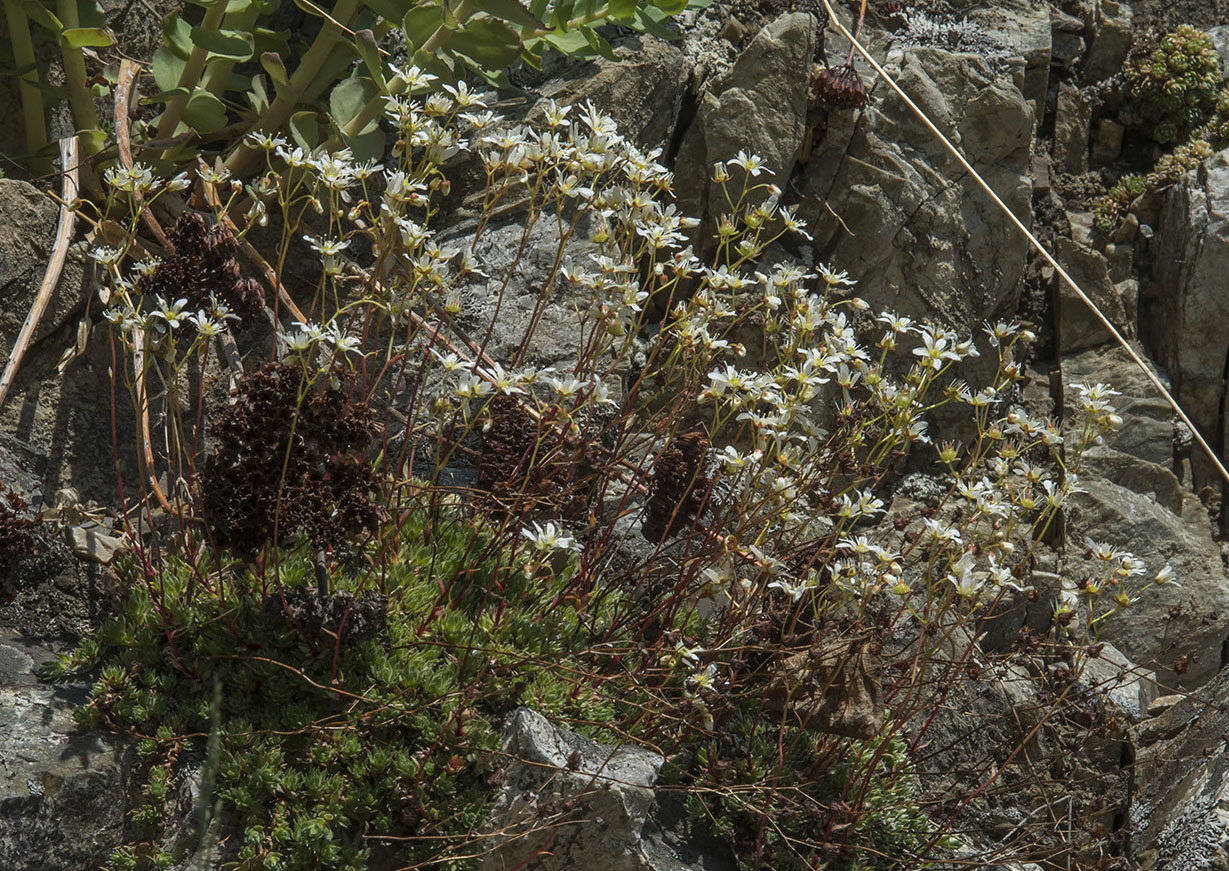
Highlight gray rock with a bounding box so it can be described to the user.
[0,634,123,871]
[1068,481,1229,689]
[1061,344,1177,467]
[1074,640,1158,719]
[1082,0,1133,83]
[0,179,91,369]
[1144,149,1229,475]
[1053,238,1129,354]
[969,0,1052,121]
[1130,667,1229,868]
[1209,25,1229,82]
[674,12,819,236]
[533,36,690,151]
[1092,117,1125,165]
[1050,10,1086,70]
[797,44,1033,328]
[482,708,664,871]
[1054,82,1092,174]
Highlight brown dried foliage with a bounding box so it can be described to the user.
[642,431,713,543]
[474,395,595,519]
[138,211,265,326]
[200,362,382,555]
[811,63,870,111]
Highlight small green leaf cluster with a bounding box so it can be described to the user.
[1124,24,1223,143]
[60,506,658,871]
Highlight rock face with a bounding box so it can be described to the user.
[673,12,819,237]
[532,36,690,151]
[482,708,665,871]
[0,179,91,369]
[0,633,123,870]
[1145,149,1229,479]
[1132,667,1229,869]
[797,44,1033,327]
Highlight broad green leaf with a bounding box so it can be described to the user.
[152,45,188,92]
[353,29,387,90]
[441,0,459,29]
[607,0,635,19]
[470,0,541,29]
[182,90,229,133]
[161,13,192,57]
[248,74,272,112]
[59,27,115,47]
[448,16,521,68]
[21,1,63,33]
[651,0,687,13]
[329,76,379,134]
[190,26,255,60]
[527,0,548,18]
[141,87,191,104]
[341,127,385,162]
[224,0,252,12]
[260,51,289,87]
[550,0,574,28]
[536,28,587,55]
[289,110,321,150]
[403,5,440,50]
[75,0,105,28]
[77,128,108,154]
[360,0,416,22]
[252,27,290,57]
[581,24,617,60]
[632,5,677,39]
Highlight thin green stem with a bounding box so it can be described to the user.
[56,0,101,150]
[2,0,49,174]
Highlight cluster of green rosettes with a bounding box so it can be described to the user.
[1124,24,1223,144]
[1094,26,1229,232]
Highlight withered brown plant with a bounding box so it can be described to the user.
[137,211,265,325]
[642,431,714,543]
[200,362,381,555]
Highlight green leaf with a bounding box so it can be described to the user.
[359,0,416,21]
[252,27,290,57]
[448,16,521,68]
[353,29,387,90]
[607,0,635,21]
[224,0,252,11]
[248,74,272,113]
[470,0,541,28]
[260,51,289,87]
[536,28,587,55]
[59,27,115,47]
[440,0,459,29]
[190,26,255,61]
[182,90,229,133]
[329,76,379,134]
[75,0,105,28]
[527,0,547,18]
[402,5,440,50]
[550,0,574,28]
[77,128,108,154]
[650,0,686,13]
[289,110,321,150]
[632,5,676,39]
[152,45,187,92]
[140,87,191,105]
[342,126,385,162]
[161,12,192,57]
[20,1,63,33]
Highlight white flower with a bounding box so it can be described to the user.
[304,235,351,258]
[688,663,719,691]
[727,150,771,176]
[151,296,189,329]
[91,245,125,266]
[521,521,581,554]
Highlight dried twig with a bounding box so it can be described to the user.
[0,136,80,409]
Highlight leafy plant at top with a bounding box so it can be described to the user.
[1124,24,1223,144]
